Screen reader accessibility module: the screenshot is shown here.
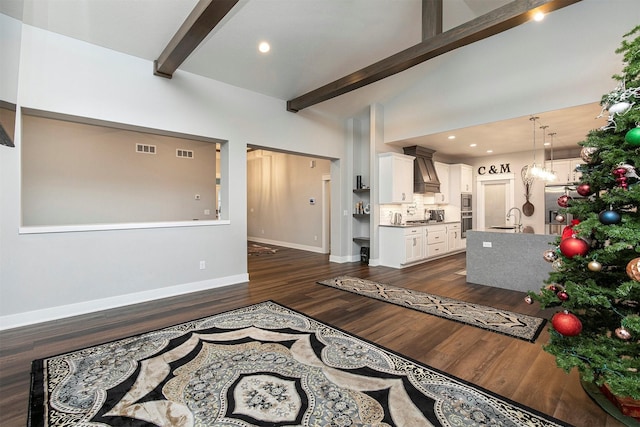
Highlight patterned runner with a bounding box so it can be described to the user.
[317,276,545,342]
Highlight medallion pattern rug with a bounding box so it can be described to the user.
[29,301,569,426]
[317,276,545,342]
[248,243,278,256]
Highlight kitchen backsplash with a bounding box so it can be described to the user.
[380,193,460,225]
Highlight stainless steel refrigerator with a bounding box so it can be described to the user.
[544,185,581,235]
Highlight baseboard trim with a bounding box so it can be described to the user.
[0,274,248,331]
[248,237,327,254]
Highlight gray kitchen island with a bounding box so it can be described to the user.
[466,230,557,293]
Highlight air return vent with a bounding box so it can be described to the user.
[176,149,194,159]
[136,144,156,154]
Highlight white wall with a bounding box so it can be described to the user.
[0,17,345,328]
[246,150,331,252]
[382,0,640,144]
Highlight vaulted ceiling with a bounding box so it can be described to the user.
[1,0,629,157]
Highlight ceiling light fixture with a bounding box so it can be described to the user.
[258,41,270,53]
[470,143,477,147]
[526,117,554,181]
[533,11,545,21]
[448,135,455,140]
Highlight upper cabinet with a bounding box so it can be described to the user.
[450,164,473,194]
[545,158,584,184]
[434,162,450,204]
[379,152,414,204]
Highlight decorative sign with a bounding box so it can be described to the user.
[478,163,511,175]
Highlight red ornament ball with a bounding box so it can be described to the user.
[559,237,589,258]
[552,311,583,337]
[557,291,570,301]
[557,195,571,208]
[576,183,592,197]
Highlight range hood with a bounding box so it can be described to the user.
[403,146,440,194]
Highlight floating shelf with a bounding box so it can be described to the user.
[353,237,370,244]
[353,188,370,193]
[353,214,369,218]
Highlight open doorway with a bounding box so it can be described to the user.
[247,146,332,254]
[476,174,515,230]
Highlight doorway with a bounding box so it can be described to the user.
[476,174,515,230]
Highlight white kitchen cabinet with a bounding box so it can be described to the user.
[434,162,450,204]
[545,158,584,184]
[379,152,414,204]
[425,224,446,258]
[450,164,473,194]
[447,223,462,252]
[404,227,424,264]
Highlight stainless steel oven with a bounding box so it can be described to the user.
[461,211,472,238]
[461,194,472,212]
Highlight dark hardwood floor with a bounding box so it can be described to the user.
[0,245,623,426]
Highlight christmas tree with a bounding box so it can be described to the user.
[528,25,640,402]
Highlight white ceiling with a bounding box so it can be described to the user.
[0,0,613,157]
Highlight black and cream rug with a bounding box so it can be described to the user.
[248,243,278,256]
[317,276,545,342]
[29,301,569,426]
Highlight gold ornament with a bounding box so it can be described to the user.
[626,257,640,281]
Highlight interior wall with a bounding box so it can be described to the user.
[382,0,640,145]
[0,16,345,327]
[21,114,219,225]
[247,150,331,252]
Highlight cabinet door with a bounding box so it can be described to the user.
[379,153,414,203]
[404,234,423,263]
[460,165,473,193]
[434,162,449,204]
[570,159,584,183]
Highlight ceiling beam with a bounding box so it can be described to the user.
[286,0,580,112]
[154,0,239,79]
[422,0,443,40]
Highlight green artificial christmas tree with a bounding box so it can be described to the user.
[528,25,640,405]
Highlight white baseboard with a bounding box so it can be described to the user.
[248,237,327,254]
[0,274,248,331]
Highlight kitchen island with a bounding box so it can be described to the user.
[466,230,557,292]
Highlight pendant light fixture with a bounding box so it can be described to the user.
[526,116,555,181]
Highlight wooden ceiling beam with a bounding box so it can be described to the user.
[154,0,239,79]
[287,0,580,112]
[422,0,443,40]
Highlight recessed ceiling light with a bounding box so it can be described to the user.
[258,41,270,53]
[487,149,493,153]
[470,143,477,147]
[533,11,544,21]
[544,142,550,146]
[448,135,455,140]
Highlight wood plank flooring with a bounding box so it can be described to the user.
[0,245,624,426]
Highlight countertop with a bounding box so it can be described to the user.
[380,221,460,228]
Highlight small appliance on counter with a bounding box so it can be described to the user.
[428,209,445,222]
[391,212,403,225]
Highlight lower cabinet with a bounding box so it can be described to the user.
[379,222,464,268]
[425,225,446,258]
[404,227,424,264]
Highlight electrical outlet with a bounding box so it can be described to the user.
[204,209,210,215]
[314,235,318,241]
[482,241,492,248]
[199,260,206,269]
[195,194,201,200]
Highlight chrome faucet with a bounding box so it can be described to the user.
[506,207,522,232]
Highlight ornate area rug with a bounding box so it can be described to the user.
[29,301,569,427]
[317,276,545,342]
[248,243,278,256]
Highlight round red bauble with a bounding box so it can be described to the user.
[557,195,571,208]
[552,311,582,337]
[576,183,592,197]
[559,237,589,258]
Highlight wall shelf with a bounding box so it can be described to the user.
[353,188,370,193]
[353,237,370,244]
[353,214,369,218]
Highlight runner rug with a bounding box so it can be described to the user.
[317,276,545,342]
[29,301,569,427]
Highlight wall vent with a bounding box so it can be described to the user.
[176,149,194,159]
[136,143,156,154]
